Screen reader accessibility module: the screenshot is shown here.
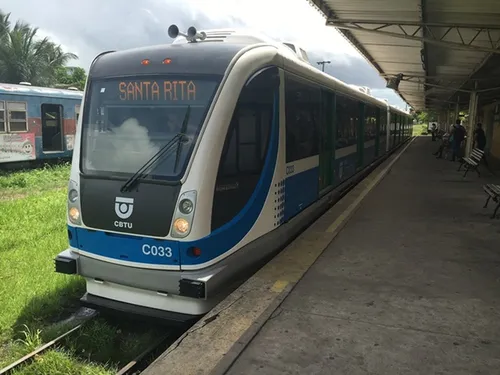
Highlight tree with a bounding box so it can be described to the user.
[415,111,429,124]
[414,110,438,124]
[54,66,87,90]
[0,10,78,86]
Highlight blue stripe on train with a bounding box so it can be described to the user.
[178,92,279,266]
[71,226,182,266]
[70,92,280,267]
[284,167,319,221]
[0,93,82,118]
[0,86,82,100]
[333,152,358,183]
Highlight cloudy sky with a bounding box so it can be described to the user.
[0,0,407,108]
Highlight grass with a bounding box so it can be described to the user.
[5,317,167,374]
[11,349,112,375]
[0,163,71,200]
[0,164,171,374]
[412,123,429,136]
[0,163,87,368]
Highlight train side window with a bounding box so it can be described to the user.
[285,73,320,163]
[212,66,278,231]
[335,94,358,149]
[0,101,5,132]
[238,108,259,173]
[364,105,377,141]
[6,102,28,132]
[380,110,387,140]
[390,113,396,137]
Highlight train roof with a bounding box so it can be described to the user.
[88,26,413,116]
[89,42,246,79]
[0,82,83,99]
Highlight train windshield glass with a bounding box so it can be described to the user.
[80,75,219,180]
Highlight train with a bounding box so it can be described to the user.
[0,83,83,168]
[54,25,413,322]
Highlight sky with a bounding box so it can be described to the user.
[0,0,407,108]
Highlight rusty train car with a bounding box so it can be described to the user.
[0,82,83,168]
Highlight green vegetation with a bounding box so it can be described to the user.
[0,165,168,374]
[412,124,428,136]
[0,10,87,88]
[0,164,82,366]
[0,163,71,199]
[4,318,166,374]
[11,350,111,375]
[54,66,87,91]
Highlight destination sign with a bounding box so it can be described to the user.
[118,80,197,102]
[94,77,219,106]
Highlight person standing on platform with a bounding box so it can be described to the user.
[473,123,486,151]
[450,119,465,162]
[430,122,437,141]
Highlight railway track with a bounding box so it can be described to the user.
[115,333,174,375]
[0,307,183,375]
[0,308,98,375]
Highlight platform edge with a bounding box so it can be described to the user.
[141,138,415,375]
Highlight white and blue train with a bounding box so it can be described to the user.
[55,25,413,321]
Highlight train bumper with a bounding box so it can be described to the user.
[54,249,78,274]
[80,292,201,324]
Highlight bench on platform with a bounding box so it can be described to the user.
[458,148,484,177]
[482,184,500,219]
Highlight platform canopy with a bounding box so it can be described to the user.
[306,0,500,111]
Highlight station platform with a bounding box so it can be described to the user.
[144,137,500,375]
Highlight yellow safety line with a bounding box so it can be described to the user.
[270,280,289,293]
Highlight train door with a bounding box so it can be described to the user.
[375,107,381,157]
[397,115,401,144]
[357,102,365,169]
[398,116,402,143]
[319,90,334,193]
[41,103,64,152]
[391,113,397,147]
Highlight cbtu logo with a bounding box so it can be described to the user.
[115,197,134,219]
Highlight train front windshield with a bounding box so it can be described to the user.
[80,76,219,180]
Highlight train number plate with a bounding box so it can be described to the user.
[142,244,173,257]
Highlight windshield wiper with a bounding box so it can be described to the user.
[174,105,191,173]
[120,106,191,193]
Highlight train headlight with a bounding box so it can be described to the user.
[171,190,197,238]
[67,180,82,226]
[69,207,80,223]
[179,199,193,214]
[173,218,189,234]
[68,189,78,203]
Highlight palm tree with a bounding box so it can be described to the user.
[0,10,77,86]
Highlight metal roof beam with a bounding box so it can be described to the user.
[326,20,500,54]
[326,19,500,30]
[382,74,493,81]
[420,0,428,116]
